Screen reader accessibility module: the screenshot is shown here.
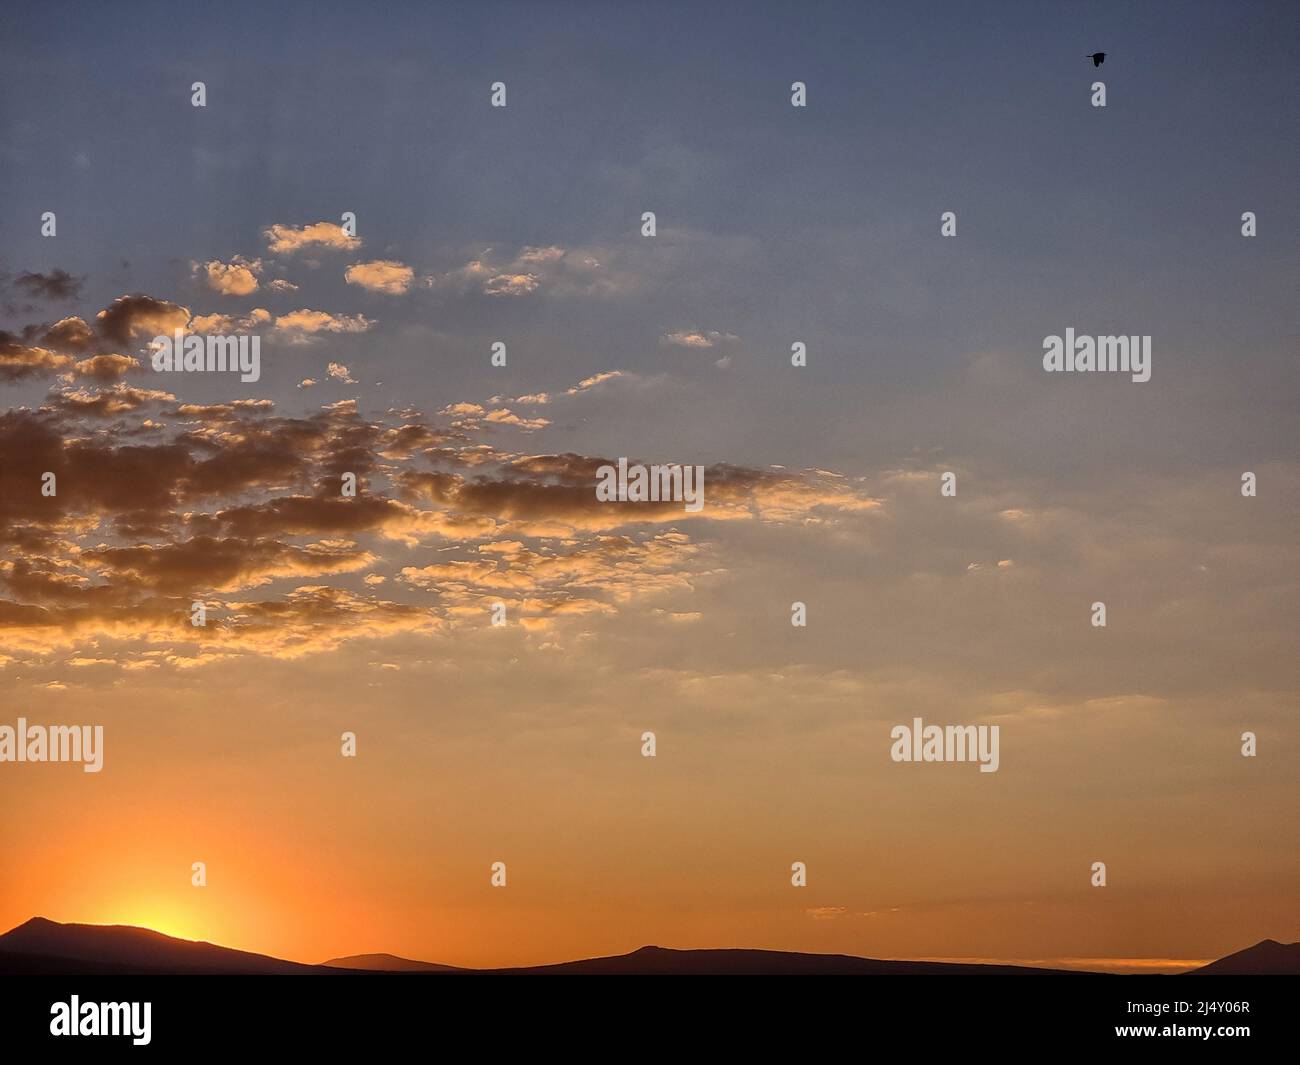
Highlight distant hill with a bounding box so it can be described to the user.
[1187,940,1300,976]
[321,944,1094,975]
[487,945,1093,975]
[0,917,338,975]
[322,952,465,972]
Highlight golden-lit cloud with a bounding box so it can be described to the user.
[263,221,361,255]
[81,537,376,593]
[0,335,71,380]
[0,376,878,668]
[96,295,190,345]
[72,353,139,381]
[194,257,262,295]
[188,308,273,334]
[345,259,414,295]
[490,371,626,408]
[566,371,623,394]
[44,384,175,418]
[274,308,374,339]
[39,316,97,353]
[483,272,540,296]
[661,329,738,348]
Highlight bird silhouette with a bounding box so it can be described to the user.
[1087,52,1106,67]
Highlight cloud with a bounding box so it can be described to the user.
[566,371,623,395]
[194,257,262,295]
[96,295,190,346]
[439,401,548,432]
[72,354,139,382]
[0,393,880,665]
[483,408,549,430]
[39,317,97,353]
[327,362,357,384]
[0,401,377,540]
[1,290,309,386]
[196,494,496,547]
[399,466,688,531]
[515,246,566,264]
[652,609,701,624]
[81,536,376,593]
[13,269,83,301]
[188,308,273,334]
[484,272,540,296]
[274,308,374,340]
[263,221,361,255]
[345,260,414,295]
[662,330,738,349]
[0,334,71,381]
[397,532,700,620]
[44,384,175,418]
[171,399,275,421]
[490,371,626,409]
[0,585,441,660]
[400,456,877,534]
[430,244,628,299]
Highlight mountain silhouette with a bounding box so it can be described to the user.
[479,945,1094,975]
[1187,939,1300,976]
[322,952,465,972]
[3,917,1294,976]
[0,918,1091,975]
[0,917,343,975]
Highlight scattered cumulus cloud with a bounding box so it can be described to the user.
[345,260,415,295]
[263,221,361,255]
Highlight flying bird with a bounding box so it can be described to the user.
[1087,52,1106,67]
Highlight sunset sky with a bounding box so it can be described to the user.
[1,1,1296,973]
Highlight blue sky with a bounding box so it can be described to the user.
[3,0,1295,472]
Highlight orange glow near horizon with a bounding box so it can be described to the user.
[3,711,1297,973]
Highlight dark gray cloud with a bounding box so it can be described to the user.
[13,269,83,301]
